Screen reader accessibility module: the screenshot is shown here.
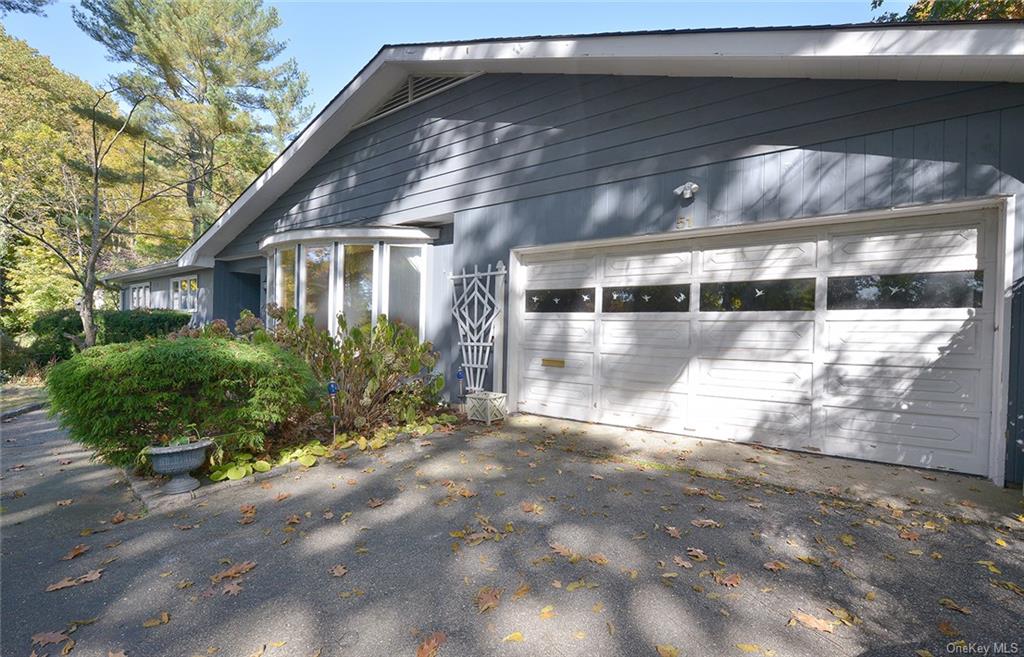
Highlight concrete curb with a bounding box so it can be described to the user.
[125,459,306,514]
[0,401,48,422]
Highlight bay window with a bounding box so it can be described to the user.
[263,226,435,338]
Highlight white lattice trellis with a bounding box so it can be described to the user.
[450,262,506,393]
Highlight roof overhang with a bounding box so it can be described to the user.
[104,259,211,284]
[177,21,1024,267]
[258,225,440,252]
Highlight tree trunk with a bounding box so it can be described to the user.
[80,283,96,348]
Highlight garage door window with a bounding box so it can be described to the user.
[603,284,690,312]
[526,288,595,313]
[827,270,984,310]
[700,278,815,312]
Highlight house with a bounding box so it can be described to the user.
[105,21,1024,486]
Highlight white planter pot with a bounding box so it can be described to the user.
[466,391,507,425]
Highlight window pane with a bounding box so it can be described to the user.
[700,278,815,312]
[525,288,595,313]
[827,271,984,310]
[603,284,690,312]
[343,245,374,328]
[304,245,331,330]
[388,246,421,335]
[278,247,296,311]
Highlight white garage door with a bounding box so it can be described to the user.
[513,209,998,475]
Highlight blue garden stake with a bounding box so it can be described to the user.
[456,369,465,399]
[327,379,339,443]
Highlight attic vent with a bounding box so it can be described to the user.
[357,74,472,126]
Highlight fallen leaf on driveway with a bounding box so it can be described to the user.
[61,638,75,655]
[686,548,708,562]
[222,581,243,596]
[588,553,609,565]
[691,519,721,528]
[735,645,761,654]
[416,631,446,657]
[673,556,693,569]
[715,572,742,587]
[285,515,301,525]
[939,597,971,614]
[502,631,524,642]
[665,526,681,539]
[796,556,822,567]
[763,561,788,572]
[475,586,501,612]
[108,650,127,657]
[110,511,126,524]
[539,605,555,619]
[46,569,103,591]
[211,561,256,582]
[329,564,348,578]
[788,611,835,633]
[275,492,290,502]
[142,611,171,628]
[367,498,384,508]
[827,607,861,626]
[938,620,959,637]
[56,499,74,507]
[61,544,90,560]
[32,631,69,646]
[898,529,919,541]
[656,645,679,657]
[520,501,543,514]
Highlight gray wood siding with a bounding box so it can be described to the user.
[223,74,1024,281]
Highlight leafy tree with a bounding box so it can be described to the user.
[872,0,1023,21]
[0,0,52,16]
[0,28,190,340]
[73,0,312,238]
[0,29,213,347]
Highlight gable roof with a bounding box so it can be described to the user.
[178,20,1024,266]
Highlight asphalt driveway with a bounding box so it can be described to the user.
[2,409,1022,657]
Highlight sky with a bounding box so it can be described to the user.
[3,0,912,118]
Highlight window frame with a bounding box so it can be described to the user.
[381,243,427,340]
[128,283,150,310]
[170,275,199,313]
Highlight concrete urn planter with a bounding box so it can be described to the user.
[147,439,213,495]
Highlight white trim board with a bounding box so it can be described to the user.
[507,196,1016,484]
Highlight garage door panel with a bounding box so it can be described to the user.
[518,378,592,420]
[600,387,687,429]
[824,363,980,417]
[702,241,817,277]
[700,319,813,357]
[695,395,812,446]
[603,249,690,283]
[829,226,980,272]
[822,407,987,474]
[696,358,812,402]
[522,256,595,285]
[522,318,595,351]
[600,318,691,355]
[600,352,688,390]
[520,349,593,383]
[826,318,982,368]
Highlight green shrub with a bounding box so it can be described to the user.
[96,309,193,343]
[0,331,31,380]
[28,308,193,364]
[47,337,318,468]
[264,305,443,431]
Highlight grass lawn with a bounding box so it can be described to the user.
[0,382,47,413]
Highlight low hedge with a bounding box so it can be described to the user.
[47,338,317,468]
[29,309,192,365]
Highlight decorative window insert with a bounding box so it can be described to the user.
[170,276,198,312]
[128,283,150,310]
[603,284,691,312]
[525,288,596,313]
[700,278,815,312]
[827,270,984,310]
[277,247,297,311]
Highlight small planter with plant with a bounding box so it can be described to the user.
[143,426,213,494]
